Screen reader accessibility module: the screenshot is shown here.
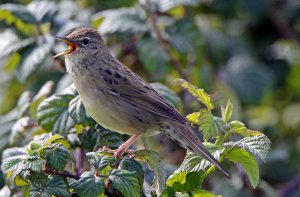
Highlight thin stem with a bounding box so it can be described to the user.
[43,168,80,180]
[142,0,190,81]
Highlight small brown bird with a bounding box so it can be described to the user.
[54,27,229,177]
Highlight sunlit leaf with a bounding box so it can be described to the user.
[221,99,233,123]
[224,135,271,161]
[166,171,203,193]
[186,112,200,125]
[226,148,259,188]
[229,120,263,137]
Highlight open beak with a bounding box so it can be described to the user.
[53,37,77,58]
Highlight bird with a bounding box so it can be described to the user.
[54,27,229,178]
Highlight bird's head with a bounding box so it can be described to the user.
[54,27,105,59]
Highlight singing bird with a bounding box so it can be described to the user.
[54,27,229,177]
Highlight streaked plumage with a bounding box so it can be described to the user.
[55,27,229,177]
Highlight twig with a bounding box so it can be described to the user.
[43,168,80,180]
[142,0,190,81]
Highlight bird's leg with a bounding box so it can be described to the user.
[113,134,140,158]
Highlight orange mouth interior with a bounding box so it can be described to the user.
[53,40,77,58]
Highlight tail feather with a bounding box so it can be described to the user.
[164,122,230,178]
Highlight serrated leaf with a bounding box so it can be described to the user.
[229,121,263,137]
[93,8,148,34]
[224,135,271,161]
[41,145,69,171]
[86,152,117,175]
[133,150,165,196]
[226,148,259,188]
[1,158,24,174]
[176,79,214,110]
[109,169,141,197]
[14,171,30,187]
[186,112,200,125]
[37,94,75,134]
[68,95,90,125]
[166,172,203,193]
[26,156,44,172]
[178,143,224,172]
[199,109,229,139]
[221,100,233,123]
[119,158,144,187]
[30,176,69,197]
[71,172,105,197]
[16,36,53,82]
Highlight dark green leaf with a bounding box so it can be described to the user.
[37,94,75,134]
[226,148,259,188]
[119,158,144,187]
[30,176,69,197]
[68,95,90,125]
[86,152,117,175]
[109,169,141,197]
[41,145,69,171]
[133,150,165,196]
[71,172,105,197]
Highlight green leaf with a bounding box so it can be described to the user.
[225,135,271,161]
[1,158,25,174]
[186,112,200,125]
[0,4,35,23]
[68,95,90,125]
[27,1,58,23]
[133,150,166,196]
[30,176,69,197]
[119,158,144,187]
[14,170,30,187]
[226,148,259,188]
[37,94,75,134]
[16,35,53,82]
[176,79,214,110]
[42,134,71,149]
[2,147,27,174]
[0,110,18,151]
[221,99,233,123]
[0,30,34,59]
[229,121,263,137]
[26,156,44,172]
[108,169,141,197]
[178,143,224,172]
[166,172,203,192]
[86,152,117,175]
[93,8,148,34]
[199,109,229,139]
[41,145,69,171]
[71,172,105,197]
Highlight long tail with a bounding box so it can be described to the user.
[164,121,230,178]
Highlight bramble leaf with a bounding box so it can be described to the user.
[69,95,90,125]
[71,172,105,197]
[226,148,259,188]
[229,121,263,137]
[41,145,69,171]
[108,169,141,197]
[119,158,144,187]
[30,176,69,197]
[186,112,200,125]
[221,99,233,123]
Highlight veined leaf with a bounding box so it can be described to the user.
[41,145,69,171]
[86,152,117,175]
[108,169,141,197]
[26,156,44,172]
[37,94,75,134]
[186,112,200,125]
[221,99,233,123]
[176,79,214,110]
[30,176,69,197]
[68,95,90,125]
[42,134,70,149]
[224,135,271,161]
[199,109,229,139]
[229,120,263,137]
[1,157,25,174]
[119,158,144,187]
[93,7,148,34]
[71,172,105,197]
[226,148,259,188]
[178,143,224,172]
[133,150,166,196]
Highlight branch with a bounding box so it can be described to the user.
[142,1,190,81]
[43,168,80,180]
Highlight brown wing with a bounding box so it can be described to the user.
[101,63,187,124]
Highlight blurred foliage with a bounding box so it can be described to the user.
[0,0,299,196]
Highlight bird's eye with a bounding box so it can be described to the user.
[82,38,89,45]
